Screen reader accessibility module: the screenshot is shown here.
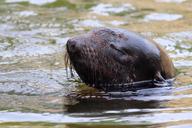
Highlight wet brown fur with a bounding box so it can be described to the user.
[65,28,175,89]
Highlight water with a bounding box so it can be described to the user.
[0,0,192,127]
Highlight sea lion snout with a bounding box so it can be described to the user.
[67,38,83,54]
[66,39,79,54]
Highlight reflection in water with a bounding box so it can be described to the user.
[66,97,160,114]
[65,86,159,113]
[62,82,192,125]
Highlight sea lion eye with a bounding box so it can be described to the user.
[110,43,126,55]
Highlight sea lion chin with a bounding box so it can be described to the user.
[66,27,175,91]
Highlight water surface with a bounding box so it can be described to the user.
[0,0,192,127]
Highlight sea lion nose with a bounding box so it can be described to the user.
[67,39,78,53]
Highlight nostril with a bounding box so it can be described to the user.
[67,39,77,51]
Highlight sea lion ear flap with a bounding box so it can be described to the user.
[109,43,133,65]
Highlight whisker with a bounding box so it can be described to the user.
[64,49,75,78]
[64,50,69,78]
[70,62,74,78]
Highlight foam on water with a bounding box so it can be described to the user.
[144,13,183,21]
[155,0,187,3]
[79,19,104,27]
[109,20,126,26]
[91,3,135,16]
[6,0,56,5]
[14,11,38,17]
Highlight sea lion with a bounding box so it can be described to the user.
[66,28,175,91]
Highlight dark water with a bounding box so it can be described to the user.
[0,0,192,127]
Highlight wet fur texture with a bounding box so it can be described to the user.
[66,28,175,89]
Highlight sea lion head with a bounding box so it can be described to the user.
[66,28,175,89]
[66,28,137,85]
